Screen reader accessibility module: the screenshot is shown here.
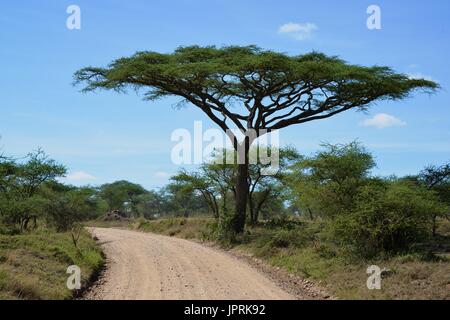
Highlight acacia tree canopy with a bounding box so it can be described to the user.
[74,45,437,141]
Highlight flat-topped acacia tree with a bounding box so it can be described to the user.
[74,45,438,233]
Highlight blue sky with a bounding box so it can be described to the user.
[1,0,449,189]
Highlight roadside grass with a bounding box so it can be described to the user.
[0,229,104,300]
[134,217,450,300]
[239,224,450,300]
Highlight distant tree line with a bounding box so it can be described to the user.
[0,147,211,233]
[1,141,448,256]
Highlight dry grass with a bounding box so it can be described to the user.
[261,246,449,300]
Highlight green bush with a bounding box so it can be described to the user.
[262,216,304,230]
[267,228,313,249]
[205,209,238,245]
[330,180,445,256]
[44,186,101,232]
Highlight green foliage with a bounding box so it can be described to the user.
[99,180,147,215]
[135,190,167,219]
[0,148,108,233]
[418,162,450,191]
[0,149,67,232]
[1,138,447,266]
[288,141,375,218]
[75,46,438,112]
[171,170,220,218]
[43,184,101,231]
[96,179,210,219]
[416,162,450,235]
[329,180,446,256]
[171,146,301,223]
[262,216,304,230]
[15,149,67,196]
[164,182,209,218]
[207,206,237,245]
[287,142,449,256]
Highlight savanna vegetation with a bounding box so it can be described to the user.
[1,141,448,299]
[129,142,449,300]
[0,144,216,299]
[0,147,106,299]
[1,46,448,300]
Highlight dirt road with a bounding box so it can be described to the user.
[84,228,295,300]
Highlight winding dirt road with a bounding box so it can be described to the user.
[84,228,295,300]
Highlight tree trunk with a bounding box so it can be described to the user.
[307,207,314,220]
[432,213,437,237]
[200,190,219,219]
[221,190,228,213]
[21,216,30,232]
[31,215,37,230]
[232,163,249,233]
[248,194,255,226]
[254,190,270,224]
[211,194,219,219]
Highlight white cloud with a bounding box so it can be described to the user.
[278,22,318,40]
[406,72,434,82]
[361,113,406,129]
[154,171,170,178]
[65,171,97,181]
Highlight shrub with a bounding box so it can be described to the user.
[262,216,304,230]
[329,180,445,256]
[267,227,313,249]
[288,142,376,219]
[206,209,238,245]
[44,187,100,232]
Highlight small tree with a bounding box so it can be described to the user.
[418,162,450,236]
[164,182,209,217]
[173,146,300,223]
[136,190,168,219]
[171,170,220,218]
[287,142,375,218]
[75,45,438,233]
[43,183,101,231]
[4,149,66,231]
